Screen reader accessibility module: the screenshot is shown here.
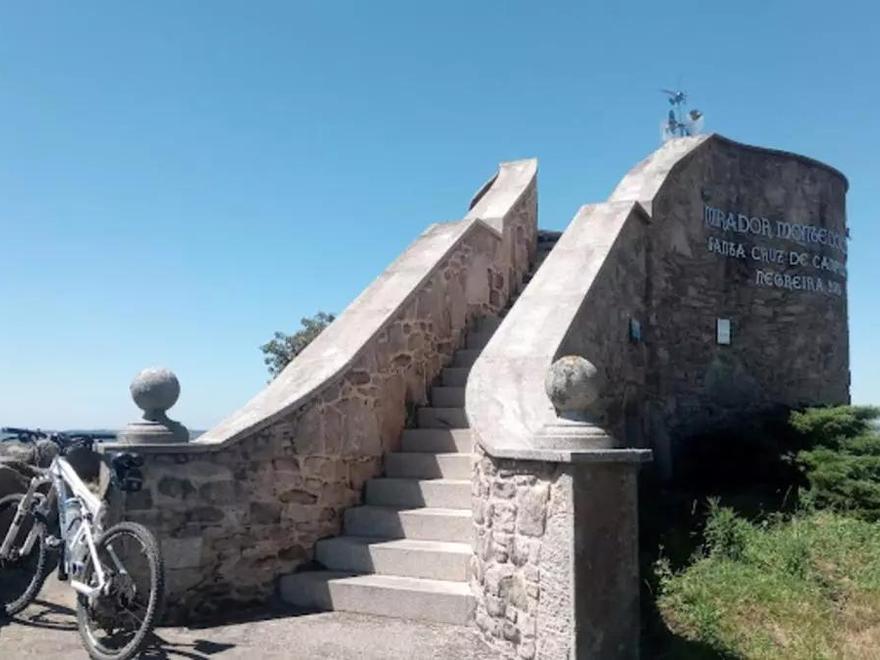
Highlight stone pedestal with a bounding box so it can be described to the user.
[471,447,649,660]
[533,418,618,450]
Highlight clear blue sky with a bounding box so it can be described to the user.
[1,1,877,430]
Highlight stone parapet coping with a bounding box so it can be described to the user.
[99,440,215,454]
[98,441,649,464]
[486,445,652,464]
[608,134,708,209]
[113,158,537,452]
[609,133,847,207]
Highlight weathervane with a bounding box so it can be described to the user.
[660,88,704,142]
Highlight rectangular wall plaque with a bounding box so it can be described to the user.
[716,318,731,345]
[629,318,641,342]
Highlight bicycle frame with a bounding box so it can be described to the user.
[0,455,108,600]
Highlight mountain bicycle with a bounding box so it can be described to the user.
[0,436,164,660]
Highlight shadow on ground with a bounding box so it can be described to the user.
[142,634,237,660]
[169,597,314,630]
[10,598,78,632]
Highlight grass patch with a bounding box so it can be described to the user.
[644,406,880,659]
[655,504,880,659]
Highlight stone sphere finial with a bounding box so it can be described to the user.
[119,366,189,445]
[130,367,180,414]
[545,355,600,420]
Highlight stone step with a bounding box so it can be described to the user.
[417,407,468,429]
[441,367,470,387]
[452,349,480,367]
[537,229,562,243]
[279,571,474,625]
[431,386,465,407]
[343,505,472,542]
[466,328,494,349]
[401,429,474,453]
[475,317,501,334]
[365,478,471,509]
[315,536,471,581]
[385,452,472,480]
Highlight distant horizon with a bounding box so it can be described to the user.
[1,427,206,439]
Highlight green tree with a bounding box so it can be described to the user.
[261,311,335,379]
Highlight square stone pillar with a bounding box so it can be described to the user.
[473,448,648,660]
[570,460,642,659]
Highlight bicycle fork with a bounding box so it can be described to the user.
[0,488,43,560]
[68,518,108,601]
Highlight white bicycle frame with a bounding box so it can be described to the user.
[0,454,109,600]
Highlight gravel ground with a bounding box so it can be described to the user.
[0,575,496,659]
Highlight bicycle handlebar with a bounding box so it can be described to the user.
[59,435,96,455]
[2,428,117,445]
[1,427,49,440]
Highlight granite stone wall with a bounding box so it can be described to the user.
[471,448,572,660]
[110,191,537,620]
[643,139,849,475]
[471,448,643,659]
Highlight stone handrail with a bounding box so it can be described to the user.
[466,137,708,460]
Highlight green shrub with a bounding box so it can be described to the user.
[791,406,880,521]
[702,498,752,561]
[789,405,879,449]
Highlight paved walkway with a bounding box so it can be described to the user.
[0,576,495,659]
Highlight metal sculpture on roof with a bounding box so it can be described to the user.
[661,88,704,141]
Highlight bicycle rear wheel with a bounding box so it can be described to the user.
[76,521,164,660]
[0,493,48,615]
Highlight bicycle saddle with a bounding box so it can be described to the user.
[110,452,145,492]
[110,452,144,470]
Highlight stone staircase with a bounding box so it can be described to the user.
[279,231,560,624]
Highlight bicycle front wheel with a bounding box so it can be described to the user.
[76,521,164,660]
[0,493,48,616]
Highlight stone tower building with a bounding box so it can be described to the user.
[599,135,849,478]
